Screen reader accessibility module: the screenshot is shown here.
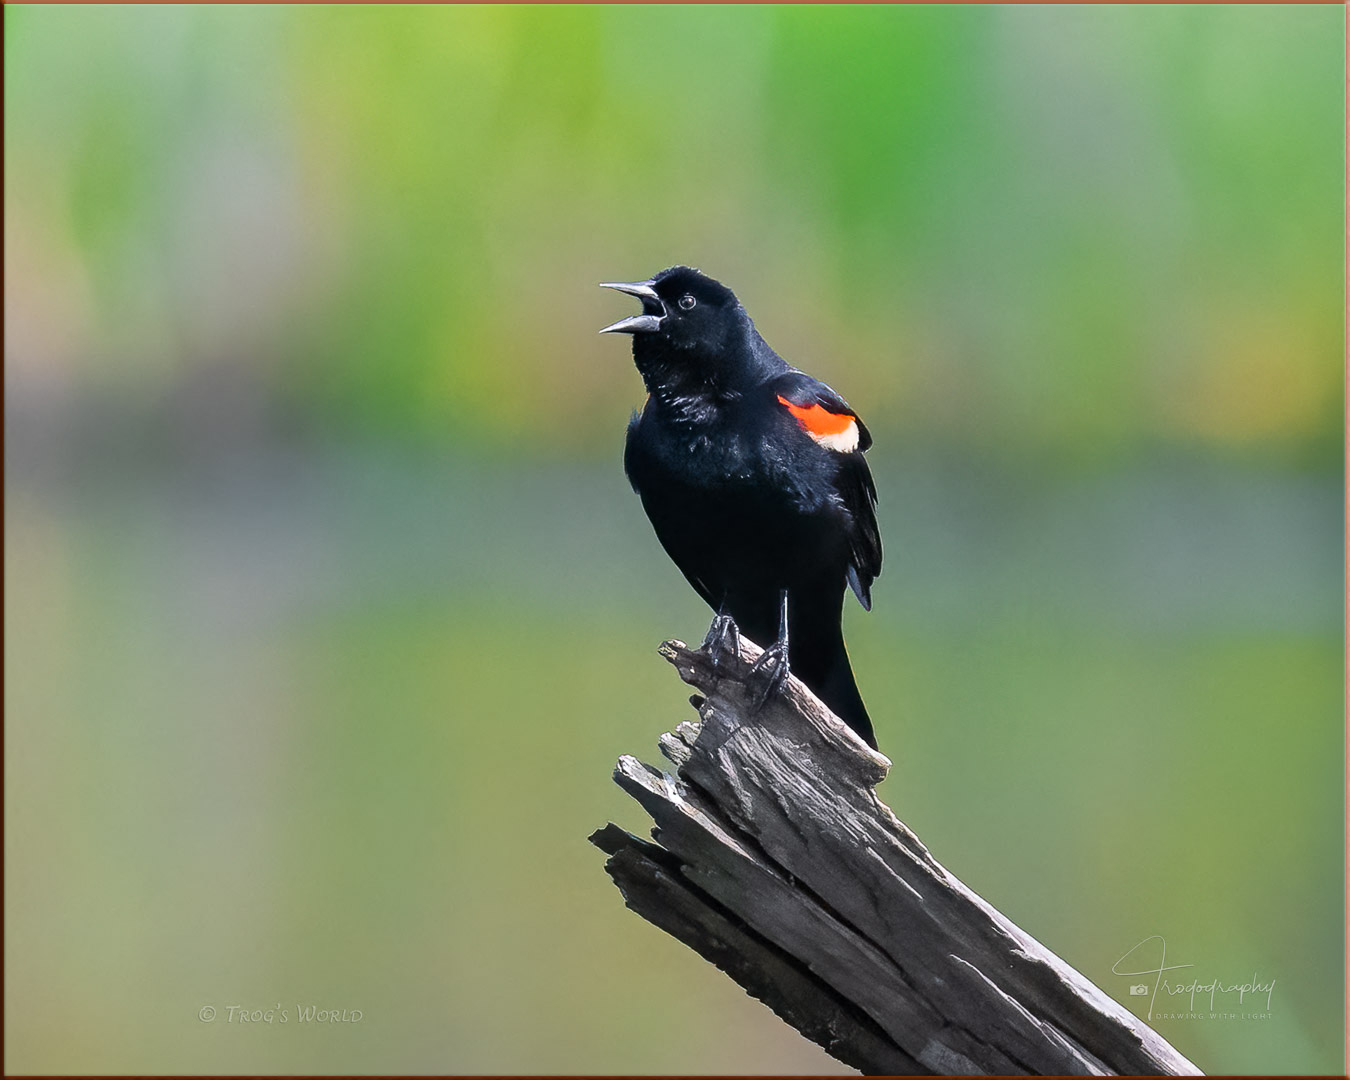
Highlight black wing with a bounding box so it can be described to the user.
[836,451,882,610]
[771,371,882,610]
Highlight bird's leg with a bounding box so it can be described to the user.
[702,599,740,672]
[748,588,790,711]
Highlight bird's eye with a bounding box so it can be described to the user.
[678,294,697,311]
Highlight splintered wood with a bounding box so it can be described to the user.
[590,636,1202,1077]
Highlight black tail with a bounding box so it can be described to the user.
[726,591,878,751]
[800,638,876,750]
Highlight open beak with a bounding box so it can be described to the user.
[599,280,666,334]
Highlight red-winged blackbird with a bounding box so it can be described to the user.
[601,266,882,749]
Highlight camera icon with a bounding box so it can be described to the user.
[1129,984,1149,996]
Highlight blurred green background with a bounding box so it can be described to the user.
[4,3,1343,1075]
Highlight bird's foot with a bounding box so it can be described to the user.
[747,641,789,713]
[701,612,741,672]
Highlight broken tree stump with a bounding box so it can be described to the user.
[590,634,1202,1077]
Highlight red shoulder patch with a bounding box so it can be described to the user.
[777,395,855,437]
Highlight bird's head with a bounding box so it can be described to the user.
[599,267,751,390]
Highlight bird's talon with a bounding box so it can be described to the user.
[748,643,790,712]
[702,613,741,671]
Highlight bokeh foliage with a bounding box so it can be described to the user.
[5,4,1341,459]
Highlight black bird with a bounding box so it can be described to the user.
[601,266,882,749]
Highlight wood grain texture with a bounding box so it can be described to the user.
[591,634,1203,1077]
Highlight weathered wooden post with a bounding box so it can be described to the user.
[591,634,1202,1077]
